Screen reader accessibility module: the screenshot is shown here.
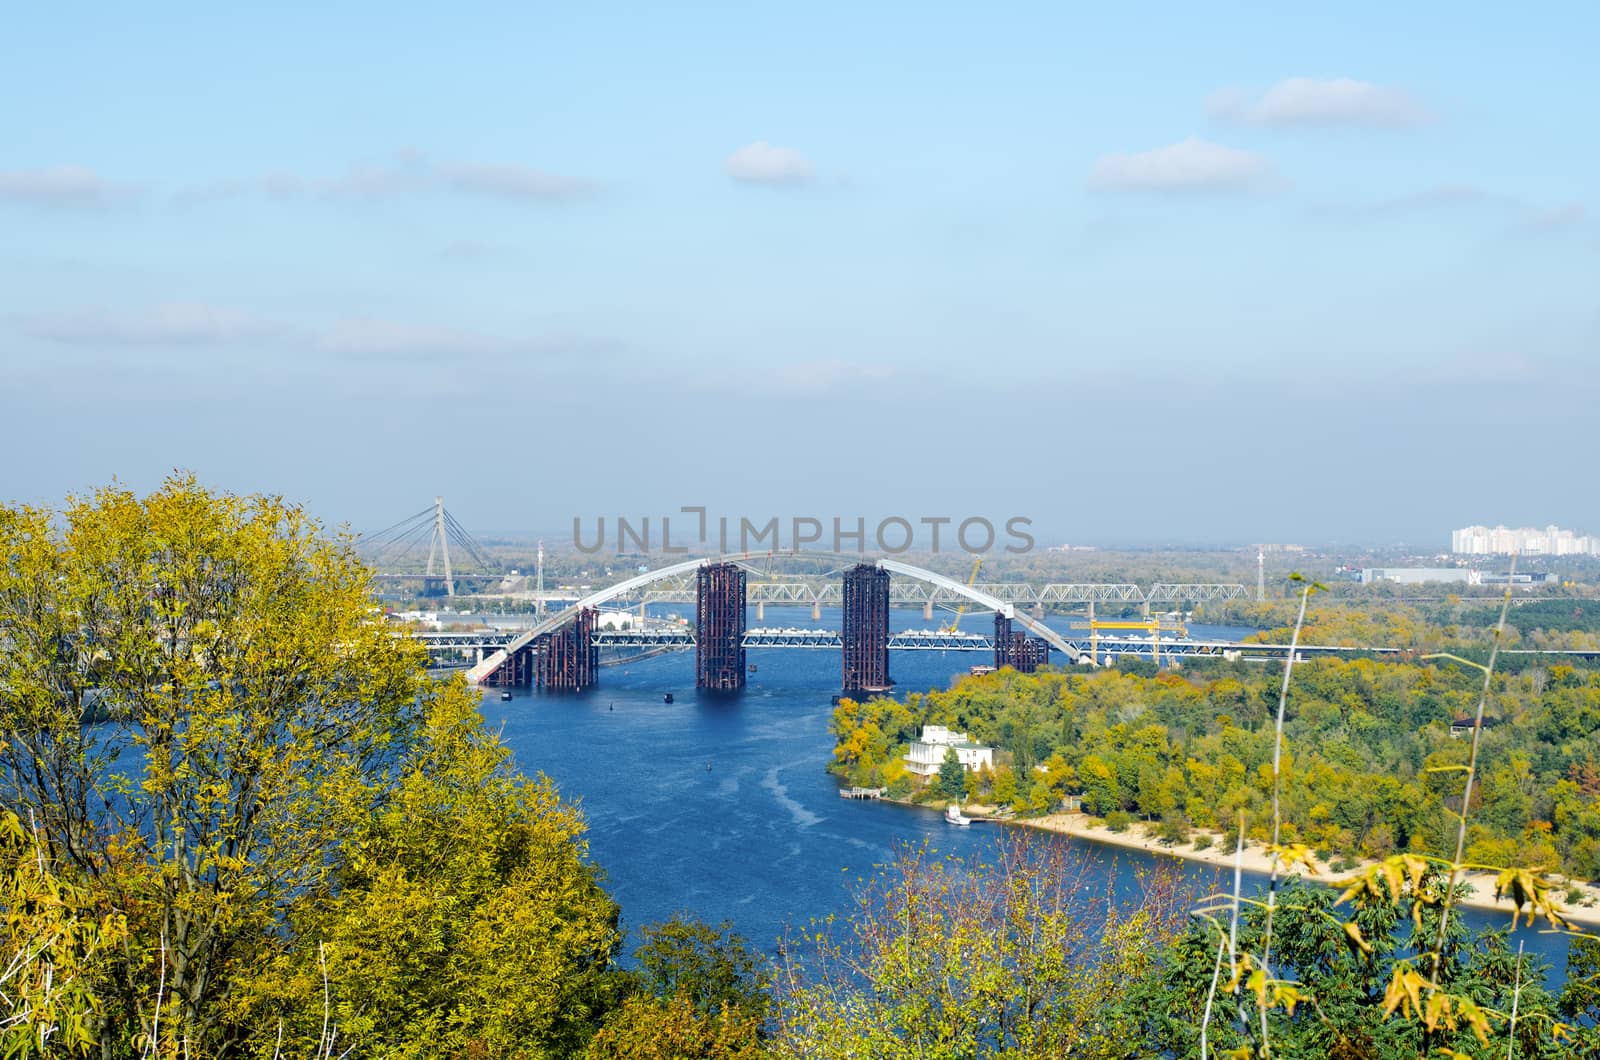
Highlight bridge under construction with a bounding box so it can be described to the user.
[464,555,1073,693]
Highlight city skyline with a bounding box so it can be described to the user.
[1452,523,1600,556]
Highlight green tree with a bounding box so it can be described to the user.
[243,682,623,1057]
[584,917,771,1060]
[1561,936,1600,1025]
[992,765,1019,807]
[586,995,766,1060]
[633,917,769,1024]
[938,748,966,803]
[771,841,1190,1057]
[1114,877,1592,1058]
[0,477,429,1054]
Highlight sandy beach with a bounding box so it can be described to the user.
[992,810,1600,930]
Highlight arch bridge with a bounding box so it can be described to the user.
[466,553,1076,693]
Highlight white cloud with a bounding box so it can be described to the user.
[1366,183,1500,213]
[1522,202,1586,231]
[318,318,607,361]
[0,166,134,208]
[319,319,518,359]
[724,141,816,185]
[1087,137,1268,192]
[172,152,597,205]
[17,304,279,345]
[1323,186,1586,232]
[693,359,894,396]
[1211,78,1430,127]
[442,163,596,201]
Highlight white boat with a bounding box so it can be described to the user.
[945,804,971,826]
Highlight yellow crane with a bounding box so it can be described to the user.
[943,557,983,632]
[1087,616,1187,666]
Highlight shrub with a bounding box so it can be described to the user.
[1156,813,1190,846]
[1105,811,1133,833]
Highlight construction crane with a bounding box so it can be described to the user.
[1087,616,1187,666]
[943,557,983,632]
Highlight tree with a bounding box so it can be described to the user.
[1561,936,1600,1025]
[0,808,126,1057]
[771,839,1190,1057]
[632,917,769,1024]
[1114,877,1592,1058]
[992,765,1019,807]
[584,917,771,1060]
[586,995,765,1060]
[938,748,966,803]
[241,682,623,1057]
[0,478,430,1053]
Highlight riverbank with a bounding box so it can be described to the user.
[1005,811,1600,930]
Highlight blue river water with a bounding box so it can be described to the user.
[477,606,1577,984]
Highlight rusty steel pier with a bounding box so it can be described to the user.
[841,563,892,695]
[993,613,1050,673]
[536,606,598,690]
[695,562,747,691]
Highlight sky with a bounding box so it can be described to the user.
[2,2,1596,547]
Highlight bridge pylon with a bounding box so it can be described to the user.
[696,563,747,691]
[537,607,598,691]
[994,613,1050,673]
[841,563,892,695]
[364,497,499,596]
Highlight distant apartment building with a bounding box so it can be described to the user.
[1356,567,1555,586]
[904,725,995,776]
[1452,525,1600,556]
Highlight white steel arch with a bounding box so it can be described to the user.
[465,552,1081,683]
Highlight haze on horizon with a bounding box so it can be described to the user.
[2,3,1595,547]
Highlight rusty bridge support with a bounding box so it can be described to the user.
[696,562,747,691]
[994,613,1050,673]
[842,563,892,695]
[537,607,598,690]
[483,643,535,688]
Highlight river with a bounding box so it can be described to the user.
[478,606,1576,984]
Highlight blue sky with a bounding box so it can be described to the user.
[2,2,1595,545]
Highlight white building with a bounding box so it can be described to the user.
[1358,567,1478,586]
[1452,525,1600,556]
[904,725,994,776]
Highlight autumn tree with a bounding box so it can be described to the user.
[0,808,126,1057]
[240,682,623,1057]
[585,917,770,1060]
[770,839,1190,1057]
[0,478,430,1053]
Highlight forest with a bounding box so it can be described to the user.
[830,658,1600,882]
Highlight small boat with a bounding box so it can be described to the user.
[663,692,674,704]
[499,691,512,701]
[705,761,713,772]
[748,663,758,673]
[945,804,971,827]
